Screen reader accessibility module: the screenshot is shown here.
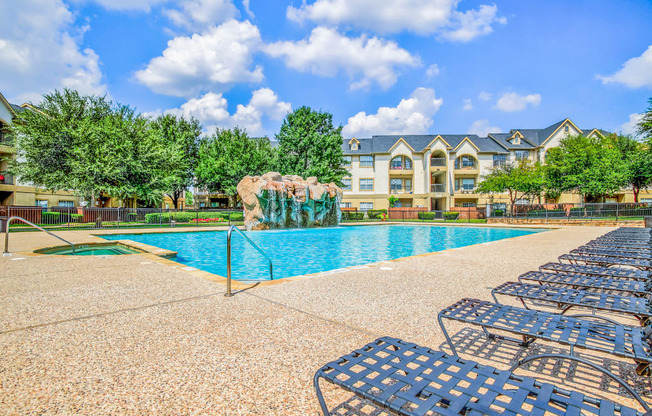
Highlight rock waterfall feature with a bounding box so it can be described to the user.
[237,172,343,230]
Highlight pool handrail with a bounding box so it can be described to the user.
[226,225,273,296]
[4,216,76,255]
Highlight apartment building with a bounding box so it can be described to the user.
[340,118,639,211]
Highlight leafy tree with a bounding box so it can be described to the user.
[544,134,627,202]
[637,98,652,139]
[195,127,275,207]
[275,106,347,184]
[9,89,167,206]
[612,134,652,202]
[476,160,545,214]
[184,190,194,207]
[149,114,202,209]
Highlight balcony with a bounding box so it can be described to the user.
[0,134,15,154]
[454,185,477,195]
[0,172,14,186]
[390,187,413,194]
[430,184,446,193]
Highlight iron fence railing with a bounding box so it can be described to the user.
[430,158,446,167]
[430,184,446,193]
[1,206,244,231]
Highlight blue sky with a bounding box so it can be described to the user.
[1,0,651,138]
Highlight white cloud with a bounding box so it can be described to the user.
[165,0,239,32]
[494,92,541,112]
[242,0,254,18]
[468,119,500,136]
[438,4,506,42]
[598,45,652,88]
[478,91,492,101]
[342,87,443,137]
[158,88,291,136]
[426,64,440,77]
[265,27,418,90]
[619,113,643,136]
[462,98,473,111]
[287,0,505,41]
[135,20,264,97]
[0,0,106,103]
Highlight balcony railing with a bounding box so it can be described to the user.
[455,185,476,193]
[430,184,446,193]
[0,172,14,185]
[454,162,478,170]
[430,157,446,167]
[390,187,413,194]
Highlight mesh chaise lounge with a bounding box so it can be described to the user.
[559,253,652,271]
[438,298,652,376]
[518,270,652,297]
[314,336,651,415]
[570,247,652,260]
[492,281,652,326]
[587,240,652,250]
[540,262,651,280]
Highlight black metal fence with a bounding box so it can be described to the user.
[2,206,244,231]
[340,202,652,224]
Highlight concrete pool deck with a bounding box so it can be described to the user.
[1,224,651,414]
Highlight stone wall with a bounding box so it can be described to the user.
[487,218,644,228]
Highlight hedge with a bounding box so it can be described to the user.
[418,212,437,220]
[493,209,504,217]
[443,212,459,220]
[42,212,61,223]
[145,211,244,224]
[70,214,83,223]
[342,212,364,220]
[367,209,387,219]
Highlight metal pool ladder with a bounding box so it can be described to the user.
[4,216,76,255]
[226,225,273,297]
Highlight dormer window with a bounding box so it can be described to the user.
[514,137,521,145]
[350,143,358,150]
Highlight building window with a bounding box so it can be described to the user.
[359,178,374,190]
[35,200,48,208]
[455,178,475,191]
[342,156,352,167]
[360,155,374,168]
[350,142,359,151]
[360,202,373,211]
[58,200,74,207]
[340,202,352,208]
[515,150,529,161]
[341,178,352,190]
[459,202,476,207]
[455,155,477,169]
[199,202,206,208]
[564,125,570,133]
[390,178,412,193]
[493,154,507,167]
[390,155,413,170]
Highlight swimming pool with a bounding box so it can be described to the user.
[102,225,543,281]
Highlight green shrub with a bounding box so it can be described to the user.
[42,212,61,223]
[418,212,436,220]
[70,214,83,223]
[145,213,170,223]
[493,209,504,217]
[443,212,459,220]
[342,212,364,220]
[125,213,138,221]
[229,213,244,221]
[367,209,387,219]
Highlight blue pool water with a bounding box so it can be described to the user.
[103,225,543,280]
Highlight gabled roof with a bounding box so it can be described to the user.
[0,92,17,119]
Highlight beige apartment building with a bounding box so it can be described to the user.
[340,118,649,211]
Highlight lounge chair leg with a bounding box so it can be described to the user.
[437,312,458,356]
[636,362,651,377]
[314,372,330,415]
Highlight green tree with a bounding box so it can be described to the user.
[476,160,545,213]
[637,98,652,139]
[195,127,275,207]
[612,134,652,202]
[9,89,166,206]
[184,190,194,207]
[275,106,347,184]
[544,134,627,202]
[149,114,202,209]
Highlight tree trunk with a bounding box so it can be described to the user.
[633,186,639,203]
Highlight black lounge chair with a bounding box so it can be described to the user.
[519,270,652,297]
[438,298,652,376]
[559,253,652,271]
[492,281,652,326]
[314,336,651,415]
[587,241,652,251]
[570,247,652,260]
[540,262,651,281]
